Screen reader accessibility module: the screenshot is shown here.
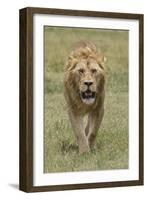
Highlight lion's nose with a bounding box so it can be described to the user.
[84,81,93,87]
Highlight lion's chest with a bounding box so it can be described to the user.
[74,101,96,116]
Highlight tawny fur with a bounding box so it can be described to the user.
[64,41,106,154]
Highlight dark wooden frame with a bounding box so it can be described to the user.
[19,7,144,192]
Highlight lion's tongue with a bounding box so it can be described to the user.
[85,92,92,98]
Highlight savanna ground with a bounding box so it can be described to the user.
[44,27,128,173]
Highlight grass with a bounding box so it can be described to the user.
[44,27,128,173]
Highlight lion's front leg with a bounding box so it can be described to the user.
[87,107,104,148]
[68,110,90,154]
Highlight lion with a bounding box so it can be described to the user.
[64,41,106,154]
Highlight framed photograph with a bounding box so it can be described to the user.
[19,7,144,192]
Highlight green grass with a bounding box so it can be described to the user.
[44,27,128,173]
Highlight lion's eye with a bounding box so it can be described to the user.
[91,69,97,73]
[78,69,84,74]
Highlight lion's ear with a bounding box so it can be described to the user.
[97,54,107,69]
[102,56,107,63]
[65,56,78,71]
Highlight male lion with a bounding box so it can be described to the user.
[64,41,106,154]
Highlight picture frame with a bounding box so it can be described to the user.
[19,7,144,192]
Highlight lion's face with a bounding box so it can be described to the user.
[72,59,104,105]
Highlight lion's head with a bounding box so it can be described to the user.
[73,59,105,105]
[64,41,106,107]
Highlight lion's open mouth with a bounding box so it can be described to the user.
[81,91,95,99]
[80,90,96,105]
